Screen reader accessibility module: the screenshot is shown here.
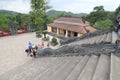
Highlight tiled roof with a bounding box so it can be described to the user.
[55,17,84,24]
[85,26,97,32]
[47,23,96,34]
[47,17,96,34]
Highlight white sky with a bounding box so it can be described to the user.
[0,0,119,14]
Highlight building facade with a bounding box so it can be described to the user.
[47,17,96,38]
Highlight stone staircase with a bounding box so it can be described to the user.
[110,53,120,80]
[0,31,120,80]
[69,32,113,45]
[0,53,120,80]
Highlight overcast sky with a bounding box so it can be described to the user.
[0,0,119,14]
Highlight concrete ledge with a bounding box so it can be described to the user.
[93,54,110,80]
[110,53,120,80]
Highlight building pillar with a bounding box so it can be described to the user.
[50,27,52,32]
[78,33,81,37]
[112,31,118,43]
[57,28,59,35]
[65,30,68,37]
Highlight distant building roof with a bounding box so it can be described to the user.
[54,17,84,24]
[48,23,96,34]
[47,17,96,34]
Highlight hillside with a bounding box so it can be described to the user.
[0,9,87,18]
[0,10,19,16]
[47,10,87,18]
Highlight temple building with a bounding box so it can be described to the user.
[47,17,96,37]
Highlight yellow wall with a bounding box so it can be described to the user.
[70,31,73,37]
[59,28,64,35]
[68,31,73,37]
[47,25,83,37]
[78,33,83,36]
[47,26,51,32]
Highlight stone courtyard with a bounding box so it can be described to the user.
[0,32,60,75]
[0,31,120,80]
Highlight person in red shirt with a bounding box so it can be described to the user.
[42,42,44,48]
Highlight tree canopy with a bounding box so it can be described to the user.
[85,5,116,30]
[115,5,120,18]
[0,4,120,31]
[30,0,51,31]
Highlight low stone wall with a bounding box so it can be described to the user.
[37,43,115,57]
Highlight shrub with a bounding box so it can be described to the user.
[52,37,57,43]
[35,30,42,38]
[36,31,42,35]
[93,20,113,30]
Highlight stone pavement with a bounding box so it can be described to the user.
[0,32,60,75]
[0,31,120,80]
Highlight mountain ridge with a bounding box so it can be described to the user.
[0,9,20,16]
[0,9,87,18]
[47,9,87,18]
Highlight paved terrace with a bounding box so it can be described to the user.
[0,32,60,75]
[0,31,120,80]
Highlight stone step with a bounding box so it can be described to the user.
[95,35,102,43]
[99,34,105,43]
[91,37,97,44]
[92,36,97,43]
[48,56,81,80]
[110,53,120,80]
[0,57,63,80]
[21,56,69,80]
[94,36,99,42]
[110,33,112,43]
[36,56,83,80]
[0,58,41,80]
[104,33,108,42]
[88,37,94,44]
[98,35,104,43]
[106,33,112,43]
[108,33,112,43]
[65,55,90,80]
[93,54,110,80]
[112,31,118,43]
[10,57,60,80]
[77,55,98,80]
[33,56,75,80]
[101,34,107,43]
[86,38,90,44]
[90,37,95,44]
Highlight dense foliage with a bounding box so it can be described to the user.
[30,0,51,31]
[0,14,9,27]
[93,20,113,30]
[0,4,120,31]
[52,37,57,43]
[85,5,119,30]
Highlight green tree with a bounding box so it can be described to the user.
[115,5,120,17]
[106,11,116,25]
[0,15,9,27]
[30,0,51,32]
[21,14,31,26]
[93,6,105,12]
[85,5,108,26]
[16,13,22,26]
[93,20,113,30]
